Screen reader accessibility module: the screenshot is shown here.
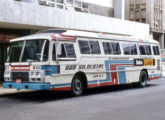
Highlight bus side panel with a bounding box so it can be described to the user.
[125,67,141,83]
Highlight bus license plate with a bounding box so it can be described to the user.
[16,79,22,83]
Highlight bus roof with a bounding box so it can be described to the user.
[10,29,159,44]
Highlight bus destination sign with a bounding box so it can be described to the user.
[134,59,155,66]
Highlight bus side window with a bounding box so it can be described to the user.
[139,45,146,55]
[145,45,152,55]
[122,43,137,55]
[103,42,113,54]
[112,42,121,55]
[79,40,90,54]
[122,43,130,55]
[57,43,76,58]
[52,44,56,61]
[153,46,160,55]
[58,44,67,58]
[102,42,120,55]
[65,43,76,58]
[89,41,101,54]
[139,45,152,55]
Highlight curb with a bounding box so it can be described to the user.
[0,86,33,96]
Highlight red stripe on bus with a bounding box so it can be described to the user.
[88,84,98,88]
[51,87,71,91]
[149,76,161,80]
[11,66,30,71]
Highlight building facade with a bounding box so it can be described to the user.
[125,0,165,49]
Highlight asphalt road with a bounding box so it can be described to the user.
[0,79,165,120]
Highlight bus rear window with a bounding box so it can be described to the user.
[139,45,152,55]
[153,46,160,55]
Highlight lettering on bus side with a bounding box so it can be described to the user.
[65,65,77,70]
[79,64,104,70]
[65,64,104,70]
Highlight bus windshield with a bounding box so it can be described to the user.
[7,39,49,62]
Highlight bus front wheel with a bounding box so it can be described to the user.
[139,71,148,87]
[71,76,84,96]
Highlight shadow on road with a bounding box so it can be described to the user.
[0,83,158,103]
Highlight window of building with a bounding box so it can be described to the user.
[66,0,73,6]
[153,46,160,55]
[38,0,89,12]
[139,45,152,55]
[56,0,64,8]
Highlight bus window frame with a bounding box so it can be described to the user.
[78,39,101,55]
[138,43,153,57]
[52,41,77,61]
[152,45,160,56]
[121,42,138,56]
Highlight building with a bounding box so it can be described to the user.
[125,0,165,49]
[0,0,149,82]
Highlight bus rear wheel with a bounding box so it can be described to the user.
[71,76,84,96]
[139,71,148,87]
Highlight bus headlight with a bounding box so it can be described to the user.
[31,72,34,76]
[36,72,41,77]
[30,71,45,83]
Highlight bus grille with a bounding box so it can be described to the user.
[11,72,29,82]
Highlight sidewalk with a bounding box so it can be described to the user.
[0,84,31,96]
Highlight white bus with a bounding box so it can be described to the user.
[3,29,162,96]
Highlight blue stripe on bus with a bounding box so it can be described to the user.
[41,65,59,76]
[3,82,51,90]
[52,83,71,88]
[149,74,162,77]
[118,66,126,84]
[3,82,71,90]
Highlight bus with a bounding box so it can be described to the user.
[3,29,162,96]
[160,49,165,77]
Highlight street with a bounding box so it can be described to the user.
[0,79,165,120]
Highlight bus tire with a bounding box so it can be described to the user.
[71,75,84,96]
[139,71,148,87]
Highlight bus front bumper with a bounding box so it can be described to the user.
[3,82,51,90]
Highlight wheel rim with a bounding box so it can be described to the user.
[72,79,83,95]
[73,79,82,92]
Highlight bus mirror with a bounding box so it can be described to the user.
[56,43,62,56]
